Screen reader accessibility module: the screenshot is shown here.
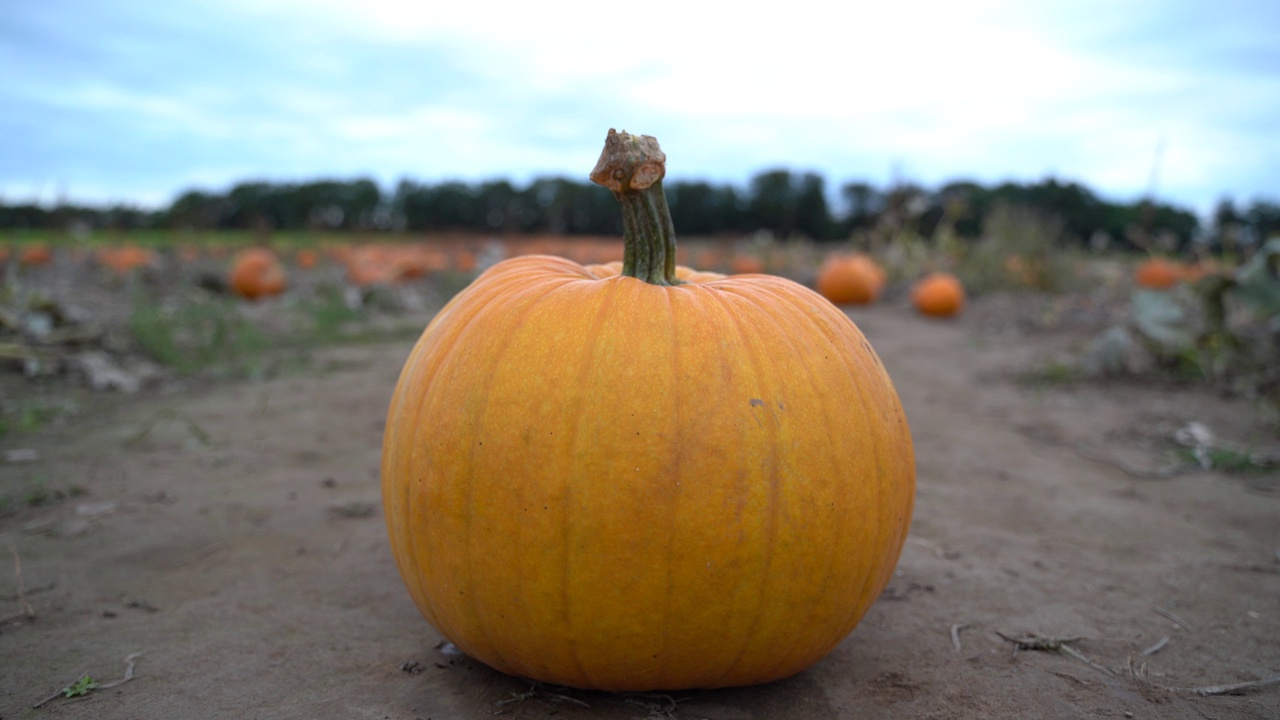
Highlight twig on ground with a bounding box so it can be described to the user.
[622,693,688,718]
[1050,670,1090,686]
[1057,643,1120,677]
[996,632,1117,676]
[549,692,591,708]
[1,543,36,624]
[97,652,143,690]
[32,652,144,708]
[1172,674,1280,697]
[996,632,1084,652]
[492,682,590,715]
[950,623,969,652]
[1128,655,1150,685]
[1142,636,1170,656]
[32,675,87,709]
[1153,604,1195,632]
[493,688,538,709]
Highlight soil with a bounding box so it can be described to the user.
[2,281,1278,719]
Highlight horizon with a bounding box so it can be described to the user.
[0,166,1228,223]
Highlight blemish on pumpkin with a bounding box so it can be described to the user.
[749,399,764,408]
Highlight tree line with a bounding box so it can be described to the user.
[2,171,1277,252]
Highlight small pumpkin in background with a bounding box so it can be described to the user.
[816,253,885,305]
[229,247,287,300]
[1134,257,1181,289]
[911,272,965,317]
[454,249,477,272]
[295,248,319,269]
[728,253,765,275]
[18,243,54,267]
[96,245,156,275]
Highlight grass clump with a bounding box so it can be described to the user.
[130,292,270,376]
[0,400,66,438]
[0,478,87,517]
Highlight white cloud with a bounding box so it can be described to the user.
[4,0,1277,212]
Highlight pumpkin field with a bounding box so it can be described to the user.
[1,223,1278,718]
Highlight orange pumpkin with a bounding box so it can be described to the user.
[1134,257,1181,289]
[728,253,765,275]
[229,247,287,299]
[911,272,965,317]
[381,130,915,691]
[96,245,156,275]
[295,248,319,269]
[18,243,53,267]
[454,249,477,272]
[815,253,885,305]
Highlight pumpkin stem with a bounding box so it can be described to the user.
[590,129,682,286]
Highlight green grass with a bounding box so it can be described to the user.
[0,477,87,517]
[130,292,271,375]
[304,283,363,340]
[1176,446,1278,474]
[127,281,431,378]
[1016,359,1084,387]
[0,402,61,437]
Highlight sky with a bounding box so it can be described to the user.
[3,1,1279,218]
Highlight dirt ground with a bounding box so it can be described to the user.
[1,287,1278,719]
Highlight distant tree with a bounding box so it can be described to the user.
[794,173,837,240]
[667,181,750,236]
[668,181,720,235]
[934,181,992,238]
[516,178,617,236]
[1243,200,1280,242]
[838,182,884,235]
[748,169,798,239]
[395,180,476,231]
[475,180,520,233]
[169,190,232,230]
[0,203,53,229]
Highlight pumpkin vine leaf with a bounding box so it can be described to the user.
[64,674,99,698]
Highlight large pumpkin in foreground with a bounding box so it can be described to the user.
[382,130,915,691]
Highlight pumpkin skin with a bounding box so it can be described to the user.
[816,253,885,305]
[229,247,287,299]
[911,272,965,317]
[382,253,915,691]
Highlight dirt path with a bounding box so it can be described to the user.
[2,300,1277,719]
